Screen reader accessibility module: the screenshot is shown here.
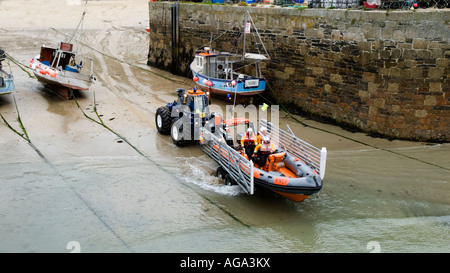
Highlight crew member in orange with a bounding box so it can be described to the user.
[256,126,268,145]
[253,135,276,168]
[241,127,257,160]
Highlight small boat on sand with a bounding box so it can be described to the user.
[30,7,95,99]
[30,42,95,99]
[0,50,15,95]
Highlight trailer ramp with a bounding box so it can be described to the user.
[200,127,254,195]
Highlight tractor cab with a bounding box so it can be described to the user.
[175,88,210,117]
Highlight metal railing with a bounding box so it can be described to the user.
[260,119,327,180]
[200,127,254,195]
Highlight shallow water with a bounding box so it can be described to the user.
[0,1,449,253]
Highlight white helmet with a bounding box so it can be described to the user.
[259,126,267,135]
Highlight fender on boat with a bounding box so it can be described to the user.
[252,151,322,196]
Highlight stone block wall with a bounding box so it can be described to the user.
[148,2,450,142]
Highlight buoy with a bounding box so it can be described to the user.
[193,76,199,82]
[39,69,47,75]
[203,79,208,85]
[231,80,236,87]
[48,70,57,77]
[413,2,418,8]
[207,80,213,87]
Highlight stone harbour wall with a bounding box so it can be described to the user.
[148,2,450,142]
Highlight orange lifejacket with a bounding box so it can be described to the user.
[254,142,275,154]
[241,133,256,146]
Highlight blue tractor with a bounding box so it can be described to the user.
[155,88,217,146]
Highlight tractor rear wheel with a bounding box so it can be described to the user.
[155,106,172,135]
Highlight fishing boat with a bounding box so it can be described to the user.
[200,117,327,202]
[0,50,15,95]
[190,8,269,104]
[30,42,95,99]
[29,7,95,99]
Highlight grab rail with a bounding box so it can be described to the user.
[260,119,327,180]
[200,127,254,195]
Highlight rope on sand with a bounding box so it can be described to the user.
[71,87,252,228]
[51,27,188,84]
[4,52,34,78]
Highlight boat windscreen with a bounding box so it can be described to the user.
[193,95,207,114]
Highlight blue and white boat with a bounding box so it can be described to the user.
[190,8,269,104]
[191,49,268,103]
[0,50,15,95]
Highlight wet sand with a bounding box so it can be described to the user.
[1,1,449,253]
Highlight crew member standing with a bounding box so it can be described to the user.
[253,135,276,168]
[241,127,257,160]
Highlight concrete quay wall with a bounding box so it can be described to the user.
[148,2,450,142]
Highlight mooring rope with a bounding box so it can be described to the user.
[51,28,188,85]
[70,87,252,228]
[4,52,34,78]
[0,77,134,253]
[0,93,30,142]
[70,87,150,160]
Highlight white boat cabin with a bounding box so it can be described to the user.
[38,42,82,73]
[192,47,265,80]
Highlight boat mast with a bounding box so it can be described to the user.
[67,0,88,54]
[242,8,248,61]
[245,8,270,61]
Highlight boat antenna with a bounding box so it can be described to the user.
[209,32,213,50]
[242,7,248,60]
[246,8,270,60]
[67,0,88,45]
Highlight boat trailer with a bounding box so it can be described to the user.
[199,118,327,196]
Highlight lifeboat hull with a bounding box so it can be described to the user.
[251,152,323,202]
